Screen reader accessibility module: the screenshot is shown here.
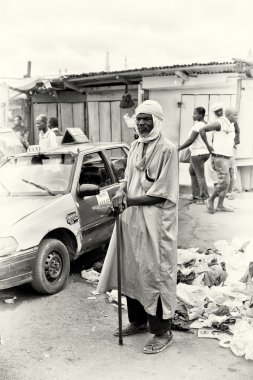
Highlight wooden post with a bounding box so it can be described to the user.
[24,61,32,78]
[24,95,33,144]
[27,61,31,78]
[116,214,123,346]
[4,84,9,128]
[236,77,242,112]
[138,83,142,105]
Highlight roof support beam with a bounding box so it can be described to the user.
[64,79,84,93]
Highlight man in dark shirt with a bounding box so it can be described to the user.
[12,115,29,148]
[48,117,63,145]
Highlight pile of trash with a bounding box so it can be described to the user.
[80,238,253,360]
[175,236,253,360]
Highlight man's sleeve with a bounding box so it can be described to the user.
[234,122,240,145]
[146,145,178,205]
[49,132,58,148]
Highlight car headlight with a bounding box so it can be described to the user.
[0,237,18,257]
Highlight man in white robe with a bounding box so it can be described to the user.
[97,100,178,354]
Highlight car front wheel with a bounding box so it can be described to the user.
[31,238,70,294]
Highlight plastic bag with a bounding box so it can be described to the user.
[123,114,136,129]
[81,269,100,283]
[179,148,191,163]
[230,319,253,360]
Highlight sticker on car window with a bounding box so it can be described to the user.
[66,211,79,225]
[96,190,111,205]
[27,145,41,153]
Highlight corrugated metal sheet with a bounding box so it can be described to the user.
[51,62,246,89]
[64,62,239,78]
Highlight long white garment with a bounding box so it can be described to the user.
[97,134,178,319]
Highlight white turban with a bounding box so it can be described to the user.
[134,100,164,143]
[135,100,164,121]
[211,102,223,112]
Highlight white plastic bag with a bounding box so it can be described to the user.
[123,114,136,129]
[230,319,253,360]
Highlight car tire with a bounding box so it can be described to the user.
[31,238,70,295]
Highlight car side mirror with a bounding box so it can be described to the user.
[77,184,100,198]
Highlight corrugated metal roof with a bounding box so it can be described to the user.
[51,61,246,89]
[65,62,243,78]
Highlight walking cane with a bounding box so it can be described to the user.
[115,212,123,345]
[92,204,123,345]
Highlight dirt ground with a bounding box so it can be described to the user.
[1,193,253,380]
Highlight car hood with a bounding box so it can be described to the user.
[0,196,60,234]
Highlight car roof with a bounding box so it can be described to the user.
[0,128,16,133]
[21,141,129,156]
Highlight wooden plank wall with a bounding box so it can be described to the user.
[32,102,85,143]
[58,103,74,132]
[88,102,100,142]
[33,103,57,144]
[73,103,85,130]
[32,97,135,145]
[99,102,111,142]
[111,101,121,142]
[88,100,136,145]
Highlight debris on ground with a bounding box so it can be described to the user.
[80,259,104,283]
[86,296,97,300]
[175,236,253,360]
[4,296,17,304]
[229,319,253,360]
[90,290,100,296]
[106,290,127,310]
[92,261,104,273]
[81,269,100,283]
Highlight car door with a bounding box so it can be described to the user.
[75,150,120,252]
[103,146,129,182]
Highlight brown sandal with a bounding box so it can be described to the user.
[142,332,173,354]
[114,323,148,337]
[216,206,234,212]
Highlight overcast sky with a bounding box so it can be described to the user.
[0,0,253,78]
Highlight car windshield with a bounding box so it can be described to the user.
[0,153,75,196]
[0,131,26,160]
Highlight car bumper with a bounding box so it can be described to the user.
[0,247,38,290]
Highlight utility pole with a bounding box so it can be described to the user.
[24,61,31,78]
[105,51,110,72]
[124,57,128,70]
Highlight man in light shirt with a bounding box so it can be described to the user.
[178,107,209,203]
[36,114,58,151]
[199,107,238,214]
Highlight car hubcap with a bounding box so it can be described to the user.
[45,251,63,282]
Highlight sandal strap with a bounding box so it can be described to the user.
[143,334,173,354]
[114,323,148,336]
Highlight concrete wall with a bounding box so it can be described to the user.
[143,73,238,145]
[143,73,253,190]
[147,89,181,144]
